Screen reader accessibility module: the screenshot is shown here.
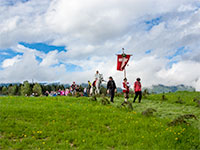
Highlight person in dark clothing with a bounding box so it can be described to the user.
[45,91,49,97]
[133,78,142,103]
[107,76,117,103]
[71,81,77,95]
[87,80,92,96]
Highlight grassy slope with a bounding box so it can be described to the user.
[0,92,200,150]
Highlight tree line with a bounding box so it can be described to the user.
[0,81,110,96]
[0,81,68,96]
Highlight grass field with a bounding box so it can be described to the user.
[0,92,200,149]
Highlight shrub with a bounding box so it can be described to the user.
[168,114,197,126]
[142,108,157,117]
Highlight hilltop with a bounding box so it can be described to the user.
[0,91,199,149]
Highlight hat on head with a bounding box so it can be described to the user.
[136,78,141,81]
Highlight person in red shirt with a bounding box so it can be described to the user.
[133,78,142,103]
[122,78,130,103]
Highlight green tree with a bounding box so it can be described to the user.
[21,81,31,96]
[32,83,42,96]
[8,85,17,96]
[2,86,8,95]
[0,86,2,94]
[46,85,52,92]
[16,84,22,95]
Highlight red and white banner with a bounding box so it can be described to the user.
[117,54,131,71]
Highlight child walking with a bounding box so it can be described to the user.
[122,78,130,103]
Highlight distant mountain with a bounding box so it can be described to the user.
[0,83,21,87]
[146,84,195,94]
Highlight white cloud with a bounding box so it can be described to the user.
[2,55,22,68]
[0,0,200,91]
[40,50,59,67]
[157,61,200,90]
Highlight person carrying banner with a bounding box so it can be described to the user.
[133,78,142,103]
[107,76,117,103]
[116,48,132,80]
[122,78,130,103]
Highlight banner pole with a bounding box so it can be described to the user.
[124,68,126,78]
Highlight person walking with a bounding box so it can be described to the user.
[107,76,117,103]
[133,78,142,103]
[87,80,92,95]
[122,78,130,103]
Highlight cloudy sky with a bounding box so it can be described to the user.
[0,0,200,90]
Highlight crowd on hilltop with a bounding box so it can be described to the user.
[44,83,89,97]
[43,70,143,104]
[0,70,143,104]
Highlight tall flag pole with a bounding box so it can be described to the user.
[116,48,132,78]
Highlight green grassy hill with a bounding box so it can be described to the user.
[0,92,199,149]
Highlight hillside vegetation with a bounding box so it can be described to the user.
[0,92,199,149]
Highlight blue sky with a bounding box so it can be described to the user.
[0,0,200,90]
[145,17,162,31]
[1,0,29,6]
[19,42,67,53]
[166,47,190,60]
[0,42,84,72]
[21,42,83,72]
[0,49,23,62]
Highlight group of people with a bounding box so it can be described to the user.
[45,88,73,97]
[106,76,142,103]
[45,84,88,97]
[44,70,142,104]
[86,70,105,96]
[70,70,143,104]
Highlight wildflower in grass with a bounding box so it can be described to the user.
[66,140,69,143]
[175,138,178,141]
[166,128,168,131]
[178,133,180,135]
[37,131,42,134]
[24,134,27,137]
[43,142,45,144]
[174,132,176,135]
[82,139,85,142]
[142,136,144,138]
